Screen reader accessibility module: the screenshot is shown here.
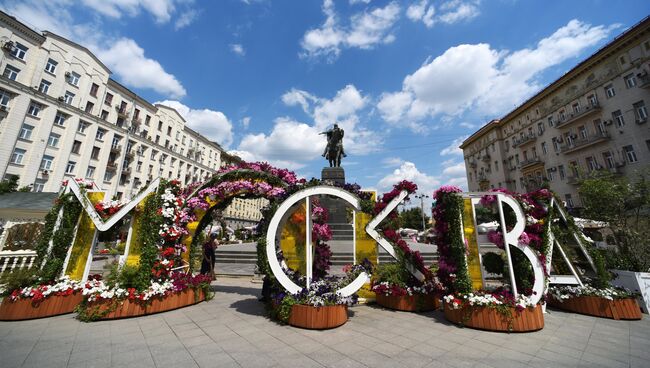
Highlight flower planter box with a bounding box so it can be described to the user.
[288,304,348,329]
[443,303,544,332]
[0,292,84,321]
[610,270,650,314]
[547,295,642,320]
[84,289,206,320]
[376,294,440,312]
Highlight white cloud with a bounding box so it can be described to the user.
[406,0,435,28]
[238,84,380,169]
[98,39,187,98]
[378,161,441,199]
[80,0,182,24]
[2,1,189,99]
[381,157,405,168]
[235,117,324,170]
[175,9,199,30]
[230,43,246,56]
[350,0,372,4]
[437,0,480,25]
[301,0,400,61]
[378,19,616,130]
[440,135,467,156]
[442,161,466,177]
[459,122,477,129]
[156,100,233,148]
[241,116,251,129]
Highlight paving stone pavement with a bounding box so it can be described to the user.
[1,277,649,368]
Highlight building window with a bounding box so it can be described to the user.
[77,121,90,134]
[136,161,142,172]
[624,73,637,88]
[53,111,67,126]
[623,145,637,163]
[558,165,565,180]
[45,58,58,74]
[67,71,80,86]
[578,125,587,139]
[565,194,574,208]
[27,102,42,117]
[603,151,615,168]
[85,101,94,113]
[40,155,54,170]
[541,141,547,155]
[586,156,599,172]
[588,94,598,106]
[63,91,75,105]
[3,65,19,80]
[96,128,106,141]
[612,110,625,127]
[103,171,113,182]
[18,124,34,140]
[33,181,45,192]
[547,169,554,181]
[89,83,99,97]
[104,92,113,105]
[11,148,26,164]
[65,161,76,174]
[100,110,108,120]
[71,140,82,154]
[38,79,51,94]
[10,42,28,60]
[572,102,580,114]
[91,146,100,160]
[633,100,647,122]
[547,116,554,127]
[157,121,163,131]
[605,84,615,98]
[145,115,151,126]
[85,166,95,179]
[0,89,10,107]
[47,133,60,147]
[552,138,560,152]
[167,126,172,136]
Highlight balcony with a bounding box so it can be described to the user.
[518,157,542,170]
[125,150,135,159]
[106,161,117,171]
[638,72,650,89]
[481,154,491,162]
[110,145,122,154]
[560,131,610,154]
[554,102,602,129]
[115,106,129,118]
[468,160,477,168]
[121,167,131,174]
[513,133,537,148]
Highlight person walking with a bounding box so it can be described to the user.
[200,232,219,280]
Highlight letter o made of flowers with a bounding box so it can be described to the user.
[265,186,368,296]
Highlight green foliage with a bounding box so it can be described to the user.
[440,192,472,294]
[579,171,650,272]
[0,175,19,194]
[105,263,141,289]
[40,194,82,282]
[371,262,410,287]
[275,294,298,323]
[135,183,165,291]
[18,186,31,192]
[0,268,40,295]
[481,252,504,275]
[399,207,429,230]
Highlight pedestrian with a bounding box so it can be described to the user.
[200,232,219,280]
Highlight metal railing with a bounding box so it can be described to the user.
[0,250,37,274]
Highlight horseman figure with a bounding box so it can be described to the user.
[320,124,346,167]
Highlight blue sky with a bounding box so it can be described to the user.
[3,0,649,200]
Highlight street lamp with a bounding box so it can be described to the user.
[414,193,429,231]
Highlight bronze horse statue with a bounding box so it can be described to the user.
[326,141,343,167]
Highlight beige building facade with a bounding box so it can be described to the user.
[0,12,226,199]
[461,17,650,209]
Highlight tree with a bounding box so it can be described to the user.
[0,175,19,194]
[579,170,650,272]
[399,207,430,230]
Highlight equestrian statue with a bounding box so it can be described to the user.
[320,124,346,167]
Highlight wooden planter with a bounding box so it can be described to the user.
[547,296,642,320]
[444,303,544,332]
[376,293,440,312]
[84,288,206,320]
[0,292,83,321]
[288,304,348,329]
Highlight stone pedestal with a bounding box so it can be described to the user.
[321,167,345,186]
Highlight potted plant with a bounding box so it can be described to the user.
[371,262,442,312]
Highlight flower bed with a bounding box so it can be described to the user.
[288,304,348,329]
[443,291,543,332]
[548,285,641,320]
[81,288,205,320]
[76,272,212,321]
[0,277,84,321]
[444,302,544,332]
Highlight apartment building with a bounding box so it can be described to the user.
[461,16,650,209]
[0,12,225,199]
